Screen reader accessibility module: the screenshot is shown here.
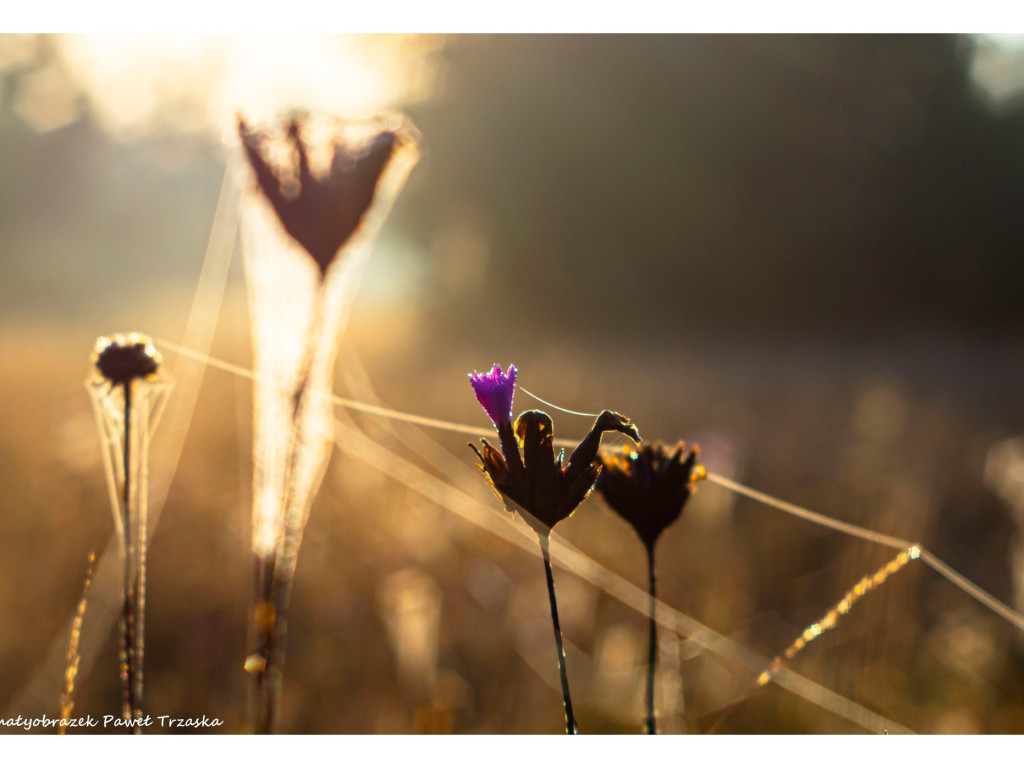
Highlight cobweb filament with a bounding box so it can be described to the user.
[127,341,1024,732]
[153,339,1024,640]
[86,344,169,731]
[240,112,420,564]
[87,377,169,559]
[240,156,343,731]
[518,386,600,418]
[330,415,913,734]
[756,545,923,687]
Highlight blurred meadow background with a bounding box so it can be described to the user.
[3,33,1024,734]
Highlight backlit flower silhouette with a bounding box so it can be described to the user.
[88,333,169,733]
[238,111,419,734]
[94,333,161,385]
[597,441,704,734]
[238,115,406,277]
[469,364,640,733]
[598,442,704,550]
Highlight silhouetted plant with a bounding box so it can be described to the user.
[87,333,169,733]
[597,441,704,733]
[469,364,640,733]
[237,111,418,733]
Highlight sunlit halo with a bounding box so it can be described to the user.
[53,34,440,138]
[970,34,1024,111]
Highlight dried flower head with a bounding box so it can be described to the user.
[92,333,162,385]
[238,110,418,734]
[469,367,641,534]
[238,113,410,276]
[597,442,705,550]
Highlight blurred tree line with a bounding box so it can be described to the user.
[407,35,1024,341]
[2,34,1023,341]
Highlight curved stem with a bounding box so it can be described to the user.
[645,544,657,735]
[540,534,577,734]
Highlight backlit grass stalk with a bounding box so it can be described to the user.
[237,111,418,733]
[58,552,95,734]
[88,334,168,733]
[755,545,922,687]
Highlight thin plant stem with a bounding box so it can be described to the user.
[121,381,136,731]
[87,335,164,735]
[118,380,144,734]
[539,533,578,735]
[134,432,147,734]
[645,544,657,735]
[248,552,278,733]
[248,281,325,734]
[118,381,132,725]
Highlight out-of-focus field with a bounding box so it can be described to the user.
[3,304,1024,733]
[3,33,1024,734]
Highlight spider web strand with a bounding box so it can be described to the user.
[145,342,1024,642]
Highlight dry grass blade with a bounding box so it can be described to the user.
[756,546,922,687]
[58,552,95,734]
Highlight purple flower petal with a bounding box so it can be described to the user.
[469,364,517,429]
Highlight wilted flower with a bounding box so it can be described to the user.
[596,441,704,735]
[468,365,641,733]
[238,113,408,277]
[87,332,168,732]
[93,333,161,385]
[471,403,642,535]
[238,110,419,734]
[597,442,705,551]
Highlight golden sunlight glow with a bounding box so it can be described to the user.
[51,35,442,138]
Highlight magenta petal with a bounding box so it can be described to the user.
[469,364,517,428]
